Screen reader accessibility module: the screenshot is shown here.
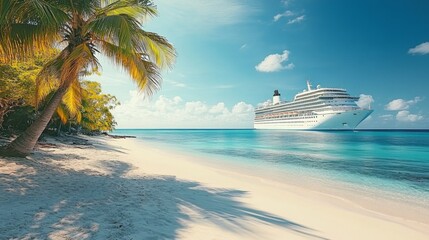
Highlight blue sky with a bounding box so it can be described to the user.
[93,0,429,129]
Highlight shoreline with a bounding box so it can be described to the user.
[1,136,428,239]
[130,137,429,227]
[132,136,429,221]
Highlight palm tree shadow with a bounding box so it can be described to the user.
[0,152,328,239]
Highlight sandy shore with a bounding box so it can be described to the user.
[1,136,428,239]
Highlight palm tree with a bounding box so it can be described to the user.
[0,0,175,156]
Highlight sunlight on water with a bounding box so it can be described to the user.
[114,129,429,206]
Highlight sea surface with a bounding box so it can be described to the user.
[113,129,429,207]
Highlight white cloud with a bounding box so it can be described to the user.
[288,15,305,24]
[232,102,254,114]
[384,97,424,123]
[255,50,294,72]
[408,42,429,55]
[385,97,421,111]
[396,111,423,122]
[257,99,272,108]
[284,63,295,70]
[356,94,374,109]
[209,103,228,114]
[273,14,282,22]
[153,95,183,112]
[185,101,208,115]
[273,10,294,22]
[113,92,255,128]
[385,99,408,111]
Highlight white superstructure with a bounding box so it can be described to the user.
[254,81,373,130]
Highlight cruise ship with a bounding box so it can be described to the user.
[254,82,373,130]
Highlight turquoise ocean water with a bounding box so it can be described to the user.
[113,129,429,207]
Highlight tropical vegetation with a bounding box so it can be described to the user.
[0,52,119,134]
[0,0,175,156]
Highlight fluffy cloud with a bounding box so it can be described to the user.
[288,15,305,24]
[385,99,408,110]
[273,10,294,22]
[356,94,374,109]
[113,91,255,128]
[385,97,421,111]
[232,102,254,114]
[255,50,294,72]
[257,99,272,108]
[384,97,424,123]
[185,101,208,115]
[408,42,429,55]
[209,103,228,114]
[396,111,423,122]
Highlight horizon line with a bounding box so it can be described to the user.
[113,128,429,131]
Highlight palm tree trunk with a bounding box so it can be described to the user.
[1,87,68,157]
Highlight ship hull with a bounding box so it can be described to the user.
[254,109,373,130]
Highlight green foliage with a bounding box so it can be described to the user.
[2,106,37,132]
[80,81,120,132]
[0,56,120,133]
[0,54,54,129]
[0,57,46,105]
[51,80,120,133]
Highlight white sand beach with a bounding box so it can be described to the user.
[1,136,429,239]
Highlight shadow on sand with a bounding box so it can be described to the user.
[0,143,328,239]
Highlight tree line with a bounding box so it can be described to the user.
[0,52,119,136]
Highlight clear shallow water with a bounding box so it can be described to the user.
[113,129,429,206]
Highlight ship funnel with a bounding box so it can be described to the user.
[273,90,281,105]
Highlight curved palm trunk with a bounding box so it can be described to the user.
[1,87,68,157]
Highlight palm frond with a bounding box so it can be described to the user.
[87,13,175,69]
[86,13,142,52]
[76,111,82,123]
[96,0,157,20]
[60,43,100,86]
[62,79,82,116]
[35,75,59,107]
[98,40,161,95]
[56,104,68,124]
[136,30,176,69]
[0,0,69,61]
[17,0,70,26]
[35,43,98,110]
[60,0,99,19]
[35,50,67,106]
